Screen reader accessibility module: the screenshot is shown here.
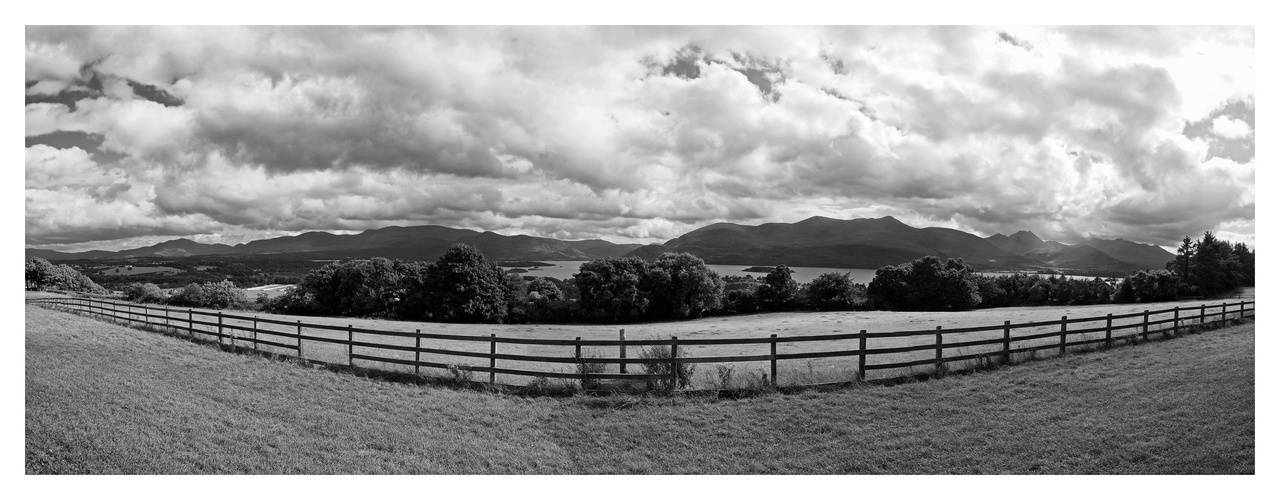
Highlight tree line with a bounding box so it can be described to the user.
[29,230,1253,321]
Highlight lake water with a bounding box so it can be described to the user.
[500,261,879,285]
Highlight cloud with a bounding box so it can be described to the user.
[24,26,1255,253]
[1211,116,1252,139]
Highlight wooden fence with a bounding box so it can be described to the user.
[27,296,1255,391]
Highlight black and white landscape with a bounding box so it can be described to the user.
[24,25,1256,481]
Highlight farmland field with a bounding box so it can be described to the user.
[25,303,1255,474]
[39,288,1255,390]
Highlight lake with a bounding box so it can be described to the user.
[500,261,878,285]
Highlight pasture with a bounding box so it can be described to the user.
[97,265,180,276]
[82,290,1255,389]
[25,303,1255,474]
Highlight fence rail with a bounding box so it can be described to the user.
[27,295,1255,391]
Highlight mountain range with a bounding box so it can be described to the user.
[26,216,1174,274]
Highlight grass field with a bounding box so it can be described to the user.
[80,291,1255,388]
[26,303,1254,474]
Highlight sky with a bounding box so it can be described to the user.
[24,25,1256,253]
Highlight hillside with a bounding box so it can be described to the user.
[25,216,1175,275]
[627,216,1043,270]
[626,216,1174,273]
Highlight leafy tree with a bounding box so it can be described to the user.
[646,252,725,319]
[803,272,865,311]
[417,244,509,323]
[756,265,799,311]
[298,257,403,317]
[573,257,653,322]
[868,256,981,311]
[25,257,108,294]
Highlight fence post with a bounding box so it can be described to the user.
[1105,313,1112,347]
[1059,316,1067,356]
[252,317,258,351]
[143,304,148,326]
[619,329,627,374]
[489,334,497,385]
[1142,310,1150,341]
[218,311,224,345]
[858,330,867,382]
[576,337,584,390]
[1002,321,1011,364]
[1200,304,1206,326]
[770,334,778,388]
[670,336,679,392]
[1241,301,1246,321]
[1221,302,1227,324]
[414,329,421,378]
[296,320,303,358]
[1173,307,1179,337]
[934,326,943,377]
[188,309,194,337]
[348,325,354,368]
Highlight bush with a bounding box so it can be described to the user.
[123,282,166,303]
[637,341,695,390]
[166,280,249,309]
[574,348,608,390]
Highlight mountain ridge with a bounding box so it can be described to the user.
[26,217,1175,274]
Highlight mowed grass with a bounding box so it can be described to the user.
[26,304,1253,474]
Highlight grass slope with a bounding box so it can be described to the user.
[26,304,1253,474]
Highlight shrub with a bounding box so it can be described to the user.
[574,348,608,390]
[166,280,249,309]
[637,341,695,390]
[123,282,166,303]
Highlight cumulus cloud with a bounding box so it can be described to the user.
[24,26,1255,252]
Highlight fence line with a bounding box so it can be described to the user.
[27,296,1255,391]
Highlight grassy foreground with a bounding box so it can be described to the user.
[26,304,1253,474]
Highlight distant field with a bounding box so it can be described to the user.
[98,266,180,276]
[241,284,295,300]
[25,304,1254,474]
[118,289,1255,389]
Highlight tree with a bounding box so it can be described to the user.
[298,258,403,317]
[867,256,981,311]
[573,257,653,321]
[804,272,864,311]
[1166,235,1195,283]
[25,257,108,294]
[646,252,725,319]
[1232,242,1255,286]
[756,265,799,311]
[416,244,509,323]
[1191,231,1237,296]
